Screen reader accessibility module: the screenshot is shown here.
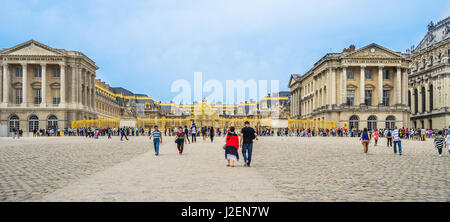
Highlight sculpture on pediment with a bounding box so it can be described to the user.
[428,21,435,31]
[445,25,450,35]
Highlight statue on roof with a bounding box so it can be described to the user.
[428,21,435,31]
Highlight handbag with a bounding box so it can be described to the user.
[223,134,232,150]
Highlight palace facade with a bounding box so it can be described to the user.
[0,40,98,136]
[407,17,450,129]
[289,43,411,130]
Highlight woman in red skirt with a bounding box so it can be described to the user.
[224,126,240,167]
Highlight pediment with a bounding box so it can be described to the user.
[1,40,64,56]
[30,82,42,89]
[347,84,358,90]
[344,44,403,59]
[49,82,60,89]
[365,84,376,90]
[383,84,394,90]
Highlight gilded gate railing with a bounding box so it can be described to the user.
[70,116,336,130]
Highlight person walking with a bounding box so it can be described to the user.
[373,129,379,146]
[434,130,445,157]
[360,128,371,154]
[175,126,187,155]
[224,126,239,167]
[392,127,402,155]
[120,128,129,141]
[209,126,215,142]
[445,130,450,155]
[149,126,163,156]
[184,125,190,144]
[240,121,257,167]
[202,127,207,141]
[191,124,197,143]
[386,129,393,147]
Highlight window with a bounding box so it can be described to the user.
[365,90,372,106]
[414,89,418,114]
[383,90,390,106]
[365,69,372,79]
[421,87,426,113]
[15,88,23,104]
[349,115,359,130]
[367,115,377,130]
[47,115,58,129]
[386,116,396,130]
[347,69,354,79]
[408,91,411,109]
[28,115,39,132]
[52,89,60,105]
[429,85,433,111]
[347,90,355,106]
[383,70,390,80]
[53,67,60,78]
[16,67,23,77]
[9,115,20,132]
[34,89,41,104]
[34,67,42,78]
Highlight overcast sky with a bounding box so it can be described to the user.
[1,0,449,103]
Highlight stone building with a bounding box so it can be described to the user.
[289,43,411,130]
[0,40,98,136]
[408,17,450,129]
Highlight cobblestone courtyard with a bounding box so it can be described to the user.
[0,136,448,202]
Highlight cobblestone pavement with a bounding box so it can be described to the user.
[0,137,150,201]
[1,136,448,202]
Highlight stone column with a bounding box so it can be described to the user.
[331,68,336,105]
[402,69,408,106]
[78,68,82,106]
[84,72,88,108]
[396,66,402,105]
[40,63,47,107]
[342,66,347,105]
[60,63,66,105]
[71,66,77,105]
[378,65,383,105]
[424,84,430,112]
[92,75,96,111]
[0,64,2,103]
[2,63,8,105]
[87,73,91,109]
[21,63,28,107]
[360,66,365,105]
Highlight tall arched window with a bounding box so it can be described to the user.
[386,116,396,130]
[414,89,418,114]
[349,115,359,130]
[429,85,433,111]
[47,115,58,129]
[28,115,39,132]
[421,86,426,113]
[9,115,20,132]
[408,90,411,109]
[367,115,377,130]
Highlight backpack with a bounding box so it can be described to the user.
[387,131,392,137]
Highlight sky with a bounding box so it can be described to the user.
[1,0,449,103]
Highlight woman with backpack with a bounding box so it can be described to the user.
[360,128,371,154]
[224,126,240,167]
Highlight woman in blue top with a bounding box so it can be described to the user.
[360,128,371,154]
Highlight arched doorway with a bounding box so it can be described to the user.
[9,115,20,132]
[386,116,396,130]
[28,115,39,132]
[349,115,359,130]
[367,115,377,130]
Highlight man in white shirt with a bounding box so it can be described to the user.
[392,127,402,155]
